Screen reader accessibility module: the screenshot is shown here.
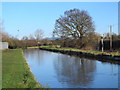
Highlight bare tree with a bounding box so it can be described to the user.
[34,29,44,41]
[34,29,44,46]
[0,20,11,42]
[0,20,4,32]
[28,34,35,40]
[21,36,28,40]
[0,20,4,42]
[53,9,95,48]
[0,20,10,42]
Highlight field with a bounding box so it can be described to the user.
[2,49,41,88]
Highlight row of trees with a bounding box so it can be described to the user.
[1,28,46,49]
[1,9,120,50]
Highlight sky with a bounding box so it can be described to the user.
[2,2,118,39]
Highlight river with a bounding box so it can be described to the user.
[24,49,119,88]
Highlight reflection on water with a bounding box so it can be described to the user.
[24,49,118,88]
[54,55,96,87]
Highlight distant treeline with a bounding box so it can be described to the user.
[8,39,52,49]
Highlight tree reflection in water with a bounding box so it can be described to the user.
[53,54,96,87]
[24,49,50,65]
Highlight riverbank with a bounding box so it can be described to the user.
[2,49,41,88]
[39,46,120,61]
[27,46,39,49]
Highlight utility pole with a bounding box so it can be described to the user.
[101,35,104,52]
[110,25,112,51]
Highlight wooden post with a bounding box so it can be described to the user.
[110,25,112,51]
[101,35,104,52]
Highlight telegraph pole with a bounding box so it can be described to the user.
[101,34,104,52]
[110,25,112,51]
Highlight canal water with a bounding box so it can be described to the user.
[24,49,119,88]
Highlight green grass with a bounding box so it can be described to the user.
[0,50,2,90]
[2,49,41,88]
[40,46,120,56]
[27,46,39,49]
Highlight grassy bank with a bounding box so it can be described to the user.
[27,46,39,49]
[0,50,2,89]
[40,46,120,57]
[2,49,41,88]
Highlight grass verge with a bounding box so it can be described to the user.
[40,46,120,57]
[27,46,39,49]
[2,49,41,88]
[0,50,2,90]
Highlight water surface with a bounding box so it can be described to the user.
[24,49,119,88]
